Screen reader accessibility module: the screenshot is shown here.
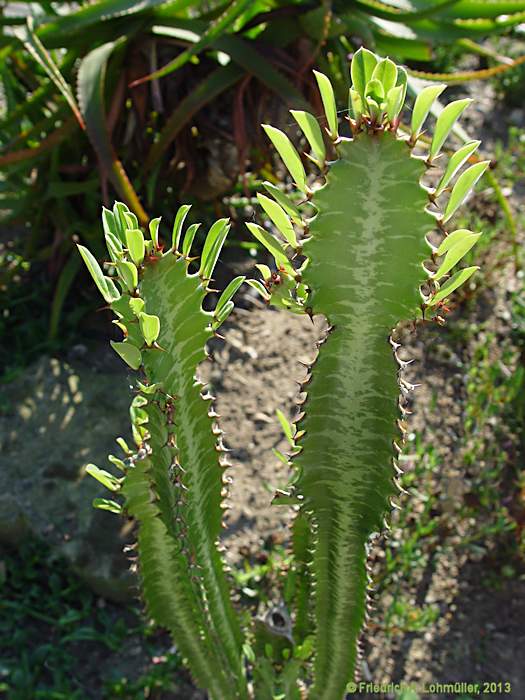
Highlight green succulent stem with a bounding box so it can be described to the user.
[80,205,247,700]
[80,48,486,700]
[249,48,485,697]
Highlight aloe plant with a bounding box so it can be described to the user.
[80,50,487,699]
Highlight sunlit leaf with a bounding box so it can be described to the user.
[149,216,161,247]
[436,228,475,256]
[276,408,296,446]
[200,219,230,280]
[117,260,138,291]
[213,300,234,329]
[349,88,364,121]
[365,78,384,103]
[92,498,122,514]
[350,47,378,100]
[313,70,338,138]
[262,124,306,192]
[182,222,201,257]
[171,204,192,251]
[429,266,479,305]
[245,223,291,271]
[371,57,397,93]
[433,232,481,280]
[256,193,298,248]
[410,83,446,139]
[290,110,326,163]
[435,140,481,196]
[86,464,121,491]
[246,278,270,301]
[255,264,271,281]
[384,84,403,123]
[127,298,144,317]
[430,98,472,160]
[77,244,118,303]
[125,228,145,265]
[262,182,302,225]
[110,341,142,369]
[215,276,245,318]
[443,161,489,222]
[139,312,161,345]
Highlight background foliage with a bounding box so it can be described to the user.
[2,0,525,372]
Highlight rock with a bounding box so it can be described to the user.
[0,356,136,601]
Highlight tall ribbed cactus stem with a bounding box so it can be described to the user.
[78,205,248,700]
[248,49,487,699]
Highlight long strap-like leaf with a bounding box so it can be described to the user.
[77,41,148,225]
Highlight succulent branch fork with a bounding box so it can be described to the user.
[79,49,487,700]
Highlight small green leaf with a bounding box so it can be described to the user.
[262,125,306,193]
[430,98,472,160]
[410,84,446,140]
[93,498,122,514]
[262,182,302,225]
[257,193,298,248]
[105,231,123,264]
[436,229,473,256]
[433,232,481,280]
[213,300,234,328]
[117,260,138,292]
[366,97,381,121]
[108,454,126,471]
[113,202,129,242]
[349,88,364,121]
[110,341,142,369]
[350,47,378,100]
[105,278,120,301]
[365,78,384,103]
[137,381,161,395]
[215,276,245,317]
[102,207,123,261]
[129,297,145,315]
[435,140,481,196]
[125,228,145,265]
[149,216,161,247]
[116,437,132,455]
[276,408,296,446]
[139,312,161,345]
[396,66,408,105]
[290,110,326,163]
[386,85,404,123]
[124,211,138,230]
[182,222,201,257]
[255,264,272,281]
[77,244,118,303]
[371,58,397,93]
[272,448,290,465]
[171,204,192,251]
[111,295,131,317]
[245,223,291,271]
[429,266,479,306]
[85,464,121,491]
[313,70,338,139]
[443,161,489,223]
[246,278,270,301]
[200,219,230,280]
